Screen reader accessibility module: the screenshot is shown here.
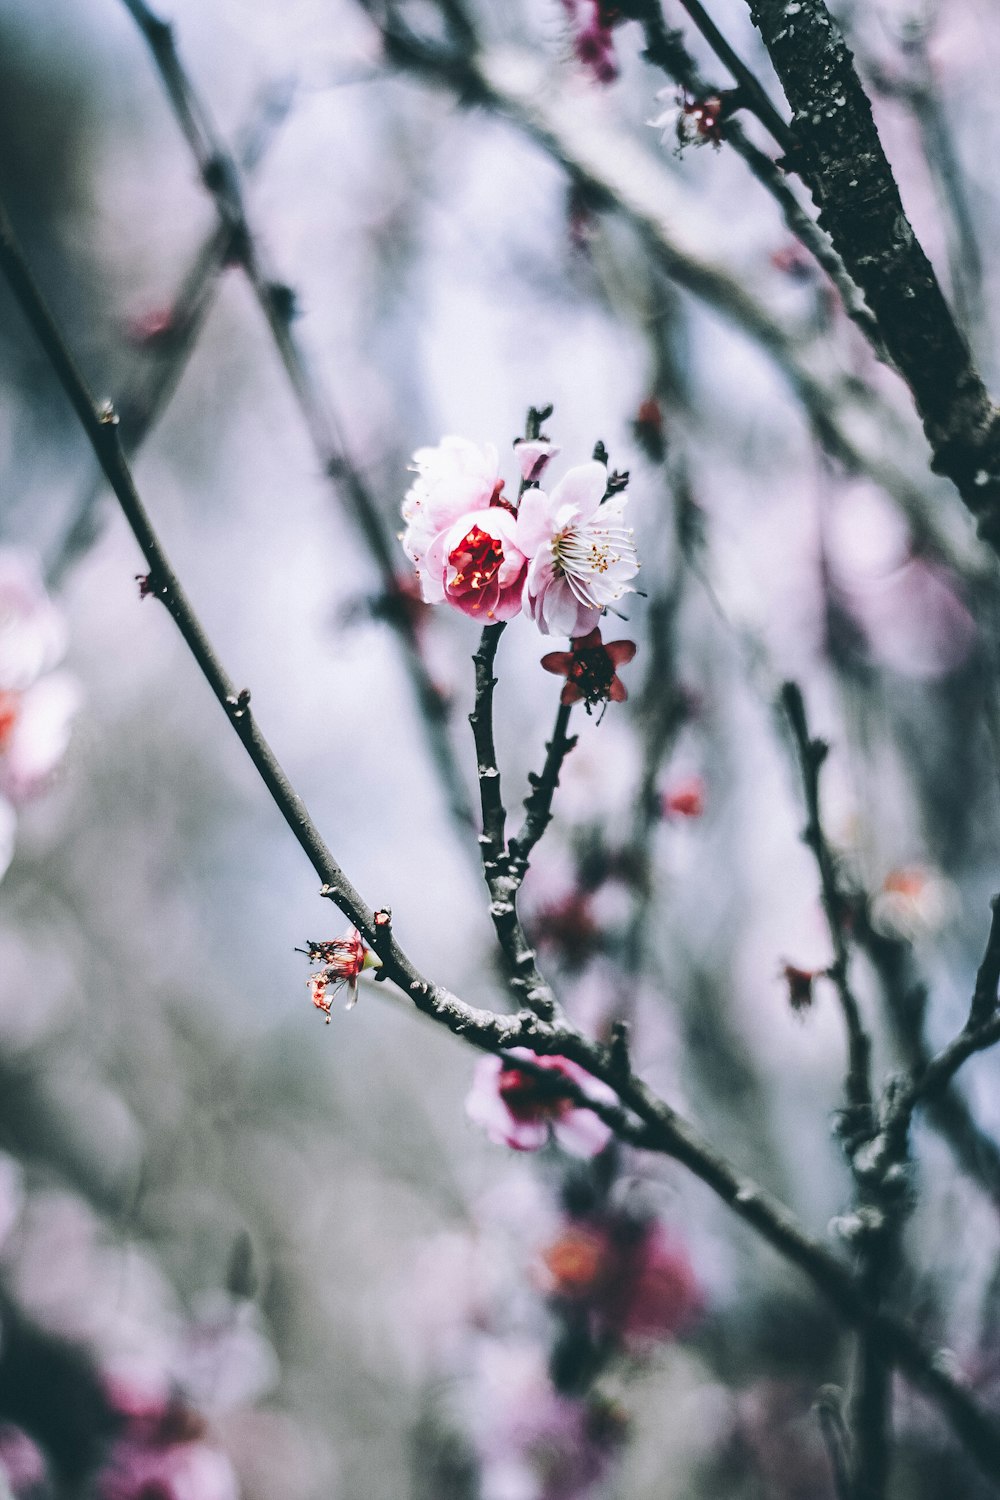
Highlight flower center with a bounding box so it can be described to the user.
[551,518,635,611]
[567,645,617,704]
[0,691,19,751]
[448,525,504,604]
[498,1064,574,1124]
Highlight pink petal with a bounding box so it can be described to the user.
[515,488,556,559]
[554,1107,613,1158]
[513,439,559,484]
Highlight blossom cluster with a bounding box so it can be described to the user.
[401,437,639,639]
[0,551,80,882]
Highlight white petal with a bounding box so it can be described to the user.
[548,462,608,524]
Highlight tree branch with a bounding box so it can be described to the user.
[745,0,1000,548]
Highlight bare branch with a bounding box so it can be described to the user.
[781,681,873,1124]
[508,702,576,887]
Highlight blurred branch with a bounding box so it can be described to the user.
[815,1385,852,1500]
[119,0,475,835]
[744,0,1000,551]
[470,620,564,1021]
[781,681,873,1125]
[621,0,886,357]
[8,186,1000,1489]
[891,899,1000,1127]
[782,681,897,1494]
[46,78,296,588]
[860,21,985,343]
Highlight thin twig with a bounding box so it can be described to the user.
[120,0,474,834]
[46,79,296,588]
[508,701,576,886]
[815,1385,853,1500]
[470,622,561,1021]
[781,681,873,1124]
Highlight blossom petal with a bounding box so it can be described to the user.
[605,640,637,666]
[513,439,559,485]
[515,487,556,558]
[554,1107,612,1158]
[548,462,608,524]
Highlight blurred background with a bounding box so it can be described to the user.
[1,0,1000,1494]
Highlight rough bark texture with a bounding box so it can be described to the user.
[748,0,1000,547]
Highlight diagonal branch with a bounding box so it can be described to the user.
[46,79,295,588]
[745,0,1000,548]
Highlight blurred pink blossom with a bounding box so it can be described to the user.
[661,774,706,820]
[466,1050,614,1156]
[869,865,955,943]
[0,550,80,880]
[540,1218,702,1349]
[97,1395,238,1500]
[559,1,622,85]
[0,1425,47,1496]
[471,1341,626,1500]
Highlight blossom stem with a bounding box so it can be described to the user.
[508,702,576,886]
[470,623,561,1020]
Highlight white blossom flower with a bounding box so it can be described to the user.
[516,462,639,637]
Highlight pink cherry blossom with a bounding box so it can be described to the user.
[471,1340,626,1500]
[0,1425,47,1496]
[517,463,638,637]
[660,774,706,819]
[96,1432,238,1500]
[401,437,530,621]
[466,1049,615,1156]
[302,929,380,1017]
[540,1217,702,1350]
